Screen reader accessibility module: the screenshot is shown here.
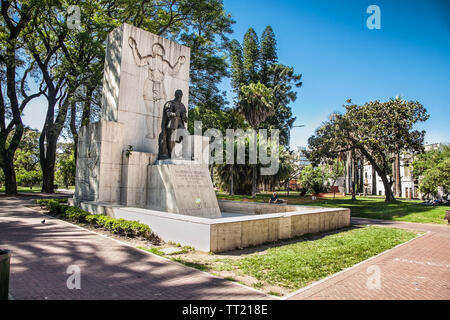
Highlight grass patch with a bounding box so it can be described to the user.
[216,193,448,224]
[0,186,44,193]
[227,226,416,290]
[305,198,448,224]
[139,246,165,256]
[171,258,211,272]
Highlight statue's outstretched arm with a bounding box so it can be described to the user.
[128,37,152,67]
[165,56,186,75]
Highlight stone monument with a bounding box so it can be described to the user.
[73,23,350,252]
[74,23,220,218]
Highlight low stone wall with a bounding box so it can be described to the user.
[209,208,350,252]
[218,200,297,214]
[75,200,350,252]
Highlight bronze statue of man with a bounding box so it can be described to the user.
[158,89,188,159]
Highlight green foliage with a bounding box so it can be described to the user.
[299,165,327,194]
[55,143,76,188]
[260,26,277,77]
[308,97,429,201]
[324,159,344,186]
[37,199,69,214]
[238,82,275,128]
[413,145,450,197]
[0,0,43,195]
[12,128,42,188]
[230,26,302,146]
[242,28,260,83]
[37,199,153,238]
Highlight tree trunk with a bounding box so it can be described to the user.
[359,158,364,194]
[350,150,356,200]
[69,100,78,164]
[229,164,234,195]
[371,165,377,195]
[380,173,395,202]
[395,152,401,198]
[252,164,257,198]
[1,159,17,195]
[40,133,57,193]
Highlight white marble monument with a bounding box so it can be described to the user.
[74,23,220,218]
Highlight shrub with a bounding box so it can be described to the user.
[44,200,69,215]
[85,214,99,225]
[36,199,154,240]
[65,207,90,222]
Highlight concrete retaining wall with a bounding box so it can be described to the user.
[76,200,350,252]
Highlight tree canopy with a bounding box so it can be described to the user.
[413,145,450,197]
[308,97,429,201]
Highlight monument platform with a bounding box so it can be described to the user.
[72,199,350,252]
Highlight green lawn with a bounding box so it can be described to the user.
[0,185,75,194]
[144,226,418,294]
[0,186,43,193]
[216,193,448,224]
[227,226,417,290]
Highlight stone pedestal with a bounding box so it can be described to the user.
[147,162,221,218]
[121,151,158,207]
[74,120,123,203]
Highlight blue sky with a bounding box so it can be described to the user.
[22,0,450,148]
[221,0,450,148]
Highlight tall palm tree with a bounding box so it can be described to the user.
[237,82,275,197]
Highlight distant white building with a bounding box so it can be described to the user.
[361,152,416,198]
[295,146,311,167]
[334,143,448,199]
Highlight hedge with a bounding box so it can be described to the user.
[37,199,153,239]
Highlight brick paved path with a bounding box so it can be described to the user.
[2,195,449,300]
[287,217,450,300]
[0,196,268,300]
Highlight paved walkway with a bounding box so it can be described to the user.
[0,196,267,300]
[287,217,450,300]
[1,195,449,300]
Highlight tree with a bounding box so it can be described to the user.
[299,165,326,194]
[55,142,76,189]
[230,26,302,147]
[0,0,42,194]
[237,82,274,197]
[228,25,302,196]
[274,148,300,195]
[413,145,450,198]
[11,127,41,188]
[308,98,429,202]
[19,0,234,193]
[242,28,259,83]
[260,26,277,84]
[325,158,344,188]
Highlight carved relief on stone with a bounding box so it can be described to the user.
[128,37,186,139]
[78,145,99,199]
